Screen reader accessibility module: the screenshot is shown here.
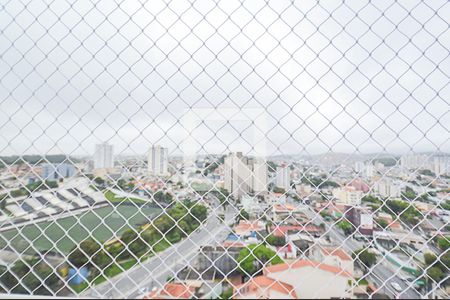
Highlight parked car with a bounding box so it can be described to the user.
[391,282,402,292]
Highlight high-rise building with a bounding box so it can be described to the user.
[252,159,268,194]
[373,179,401,198]
[42,163,76,180]
[148,145,169,176]
[354,161,375,179]
[275,165,290,191]
[94,142,114,169]
[224,152,267,198]
[433,156,449,176]
[400,154,431,171]
[332,187,363,206]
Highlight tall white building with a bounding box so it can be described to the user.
[252,159,268,193]
[148,145,169,176]
[94,142,114,169]
[275,165,290,191]
[401,154,431,170]
[224,152,267,198]
[354,161,375,179]
[332,187,363,206]
[434,156,449,176]
[373,179,401,198]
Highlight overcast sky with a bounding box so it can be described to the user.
[0,0,448,158]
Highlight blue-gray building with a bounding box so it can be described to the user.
[42,163,76,180]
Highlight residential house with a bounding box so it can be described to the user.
[263,260,354,299]
[234,276,297,299]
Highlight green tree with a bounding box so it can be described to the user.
[376,218,389,229]
[437,237,450,251]
[427,267,444,282]
[121,229,149,257]
[353,249,377,269]
[92,250,112,269]
[236,209,250,222]
[68,239,101,268]
[177,219,192,236]
[94,177,105,185]
[338,220,354,235]
[107,243,126,260]
[220,287,233,299]
[440,252,450,269]
[238,244,283,276]
[190,204,207,222]
[266,234,286,247]
[362,195,382,205]
[424,253,437,266]
[0,259,62,295]
[273,187,286,194]
[153,216,175,234]
[401,186,417,201]
[382,199,421,225]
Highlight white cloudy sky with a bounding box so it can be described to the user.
[0,0,448,158]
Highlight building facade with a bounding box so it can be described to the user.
[42,163,76,180]
[275,165,290,191]
[93,142,114,169]
[148,145,169,176]
[224,152,267,198]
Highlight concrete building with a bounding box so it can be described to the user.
[345,205,374,236]
[224,152,267,198]
[93,142,114,169]
[42,163,76,180]
[262,260,353,299]
[253,159,268,194]
[401,154,431,170]
[310,246,354,276]
[148,145,169,176]
[234,276,297,299]
[433,155,449,175]
[354,161,377,178]
[373,178,401,198]
[275,165,290,191]
[332,186,363,206]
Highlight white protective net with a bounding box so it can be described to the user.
[0,0,449,299]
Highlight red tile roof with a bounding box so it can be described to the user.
[234,275,298,298]
[144,283,195,299]
[271,225,322,237]
[321,247,352,261]
[264,259,352,277]
[234,220,264,233]
[273,203,296,211]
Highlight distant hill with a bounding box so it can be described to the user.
[0,155,79,168]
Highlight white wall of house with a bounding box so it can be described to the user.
[266,265,353,299]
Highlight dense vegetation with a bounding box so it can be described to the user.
[372,157,399,167]
[236,209,250,222]
[238,244,283,276]
[68,200,208,288]
[301,176,339,188]
[423,252,450,284]
[266,234,286,247]
[0,258,63,295]
[338,220,355,235]
[382,199,421,225]
[353,249,377,270]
